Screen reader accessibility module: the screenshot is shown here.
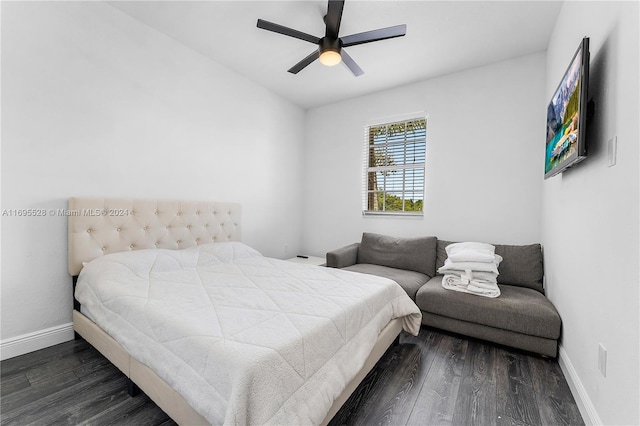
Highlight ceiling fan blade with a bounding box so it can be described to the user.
[257,19,320,44]
[341,24,407,48]
[341,49,364,77]
[288,50,320,74]
[324,0,345,39]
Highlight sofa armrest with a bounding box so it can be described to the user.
[326,243,360,268]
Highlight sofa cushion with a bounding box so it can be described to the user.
[436,240,544,293]
[415,276,561,339]
[436,240,454,271]
[493,244,544,293]
[343,263,429,300]
[357,233,437,277]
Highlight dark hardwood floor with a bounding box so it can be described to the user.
[331,329,583,426]
[1,327,583,425]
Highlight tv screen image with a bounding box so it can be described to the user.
[544,37,590,179]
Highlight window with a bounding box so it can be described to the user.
[363,117,426,216]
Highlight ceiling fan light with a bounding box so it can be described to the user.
[319,50,342,66]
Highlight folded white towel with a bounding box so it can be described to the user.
[442,274,470,292]
[438,255,503,274]
[440,243,502,298]
[439,268,498,284]
[446,242,495,257]
[468,281,500,298]
[467,279,499,290]
[442,274,500,298]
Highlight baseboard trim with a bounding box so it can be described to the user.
[1,323,74,361]
[558,344,602,425]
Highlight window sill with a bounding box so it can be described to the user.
[362,211,424,219]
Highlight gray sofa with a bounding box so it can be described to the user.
[326,232,562,357]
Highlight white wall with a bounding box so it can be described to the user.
[302,53,546,256]
[542,2,639,425]
[0,2,305,347]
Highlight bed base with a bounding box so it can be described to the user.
[73,309,402,425]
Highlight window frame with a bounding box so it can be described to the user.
[362,115,427,217]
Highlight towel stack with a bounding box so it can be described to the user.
[438,242,503,298]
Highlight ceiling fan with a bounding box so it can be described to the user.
[256,0,406,76]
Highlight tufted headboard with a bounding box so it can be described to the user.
[68,197,241,275]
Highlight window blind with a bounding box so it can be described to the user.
[363,117,426,216]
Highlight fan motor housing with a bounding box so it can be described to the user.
[320,37,342,54]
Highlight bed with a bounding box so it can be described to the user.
[69,197,422,425]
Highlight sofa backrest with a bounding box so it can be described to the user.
[358,233,437,277]
[436,240,544,293]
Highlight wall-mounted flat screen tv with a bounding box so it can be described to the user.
[544,37,590,179]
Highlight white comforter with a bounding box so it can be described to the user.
[75,242,421,425]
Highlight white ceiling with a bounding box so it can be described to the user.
[108,1,562,109]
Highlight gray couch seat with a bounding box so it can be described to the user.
[416,276,561,340]
[326,233,438,301]
[343,263,429,300]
